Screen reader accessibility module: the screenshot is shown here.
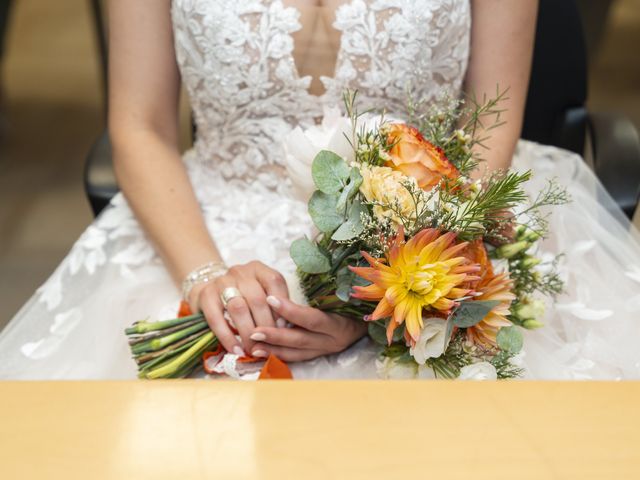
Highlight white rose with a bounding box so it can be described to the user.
[458,362,498,380]
[375,356,418,379]
[283,107,354,202]
[409,317,449,365]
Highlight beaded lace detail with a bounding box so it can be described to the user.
[171,0,471,190]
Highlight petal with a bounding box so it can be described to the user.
[350,266,395,287]
[385,284,408,306]
[440,241,469,260]
[386,318,400,344]
[371,297,394,320]
[361,251,391,271]
[405,300,424,341]
[351,284,385,300]
[432,297,455,312]
[391,296,412,326]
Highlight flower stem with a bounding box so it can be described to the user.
[125,312,204,335]
[134,330,206,364]
[131,321,208,355]
[127,318,203,345]
[143,331,217,379]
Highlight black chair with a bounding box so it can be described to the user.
[521,0,640,218]
[84,0,640,218]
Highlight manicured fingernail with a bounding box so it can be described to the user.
[266,295,281,309]
[252,350,268,358]
[233,346,245,357]
[276,317,286,328]
[250,332,266,341]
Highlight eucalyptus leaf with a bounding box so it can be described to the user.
[368,321,388,346]
[331,200,367,241]
[312,150,350,194]
[496,326,523,353]
[335,267,355,302]
[308,191,343,232]
[289,238,331,274]
[331,246,347,263]
[336,167,363,213]
[451,300,501,328]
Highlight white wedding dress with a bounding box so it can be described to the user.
[1,0,639,380]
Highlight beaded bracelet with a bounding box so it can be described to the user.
[181,260,228,301]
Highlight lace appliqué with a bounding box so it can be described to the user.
[322,0,471,116]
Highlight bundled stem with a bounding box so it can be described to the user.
[125,313,217,379]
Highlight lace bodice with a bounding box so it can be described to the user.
[171,0,471,189]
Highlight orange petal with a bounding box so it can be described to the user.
[349,266,394,286]
[361,251,390,271]
[386,318,400,344]
[351,284,385,301]
[258,354,293,379]
[371,297,394,320]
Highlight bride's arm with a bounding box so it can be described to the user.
[465,0,538,172]
[109,0,288,356]
[109,0,216,283]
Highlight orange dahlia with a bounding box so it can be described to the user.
[462,240,516,346]
[350,228,480,343]
[466,272,515,346]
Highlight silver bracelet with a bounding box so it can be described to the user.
[182,260,228,301]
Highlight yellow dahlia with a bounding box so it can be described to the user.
[350,228,480,343]
[466,272,515,346]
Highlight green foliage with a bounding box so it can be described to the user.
[312,150,350,194]
[496,326,523,354]
[437,170,531,241]
[336,167,363,213]
[308,191,343,233]
[331,199,367,241]
[368,321,389,346]
[290,238,331,274]
[451,300,501,328]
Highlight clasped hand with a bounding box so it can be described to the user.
[191,261,366,361]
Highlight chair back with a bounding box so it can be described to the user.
[522,0,588,154]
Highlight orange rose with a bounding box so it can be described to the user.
[384,123,459,189]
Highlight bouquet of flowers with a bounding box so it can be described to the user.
[124,89,568,380]
[286,91,568,379]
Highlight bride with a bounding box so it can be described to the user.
[1,0,639,379]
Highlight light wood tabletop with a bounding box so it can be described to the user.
[0,381,638,479]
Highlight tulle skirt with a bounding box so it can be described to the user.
[1,140,639,380]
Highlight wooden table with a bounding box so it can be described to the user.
[1,381,639,479]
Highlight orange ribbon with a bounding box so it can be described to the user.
[178,301,292,379]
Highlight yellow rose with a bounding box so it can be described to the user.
[359,163,417,224]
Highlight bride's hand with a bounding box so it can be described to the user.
[247,295,368,361]
[192,261,289,356]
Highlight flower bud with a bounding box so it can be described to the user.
[515,299,545,320]
[521,255,541,268]
[495,240,529,259]
[523,319,544,330]
[515,225,528,241]
[524,230,542,243]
